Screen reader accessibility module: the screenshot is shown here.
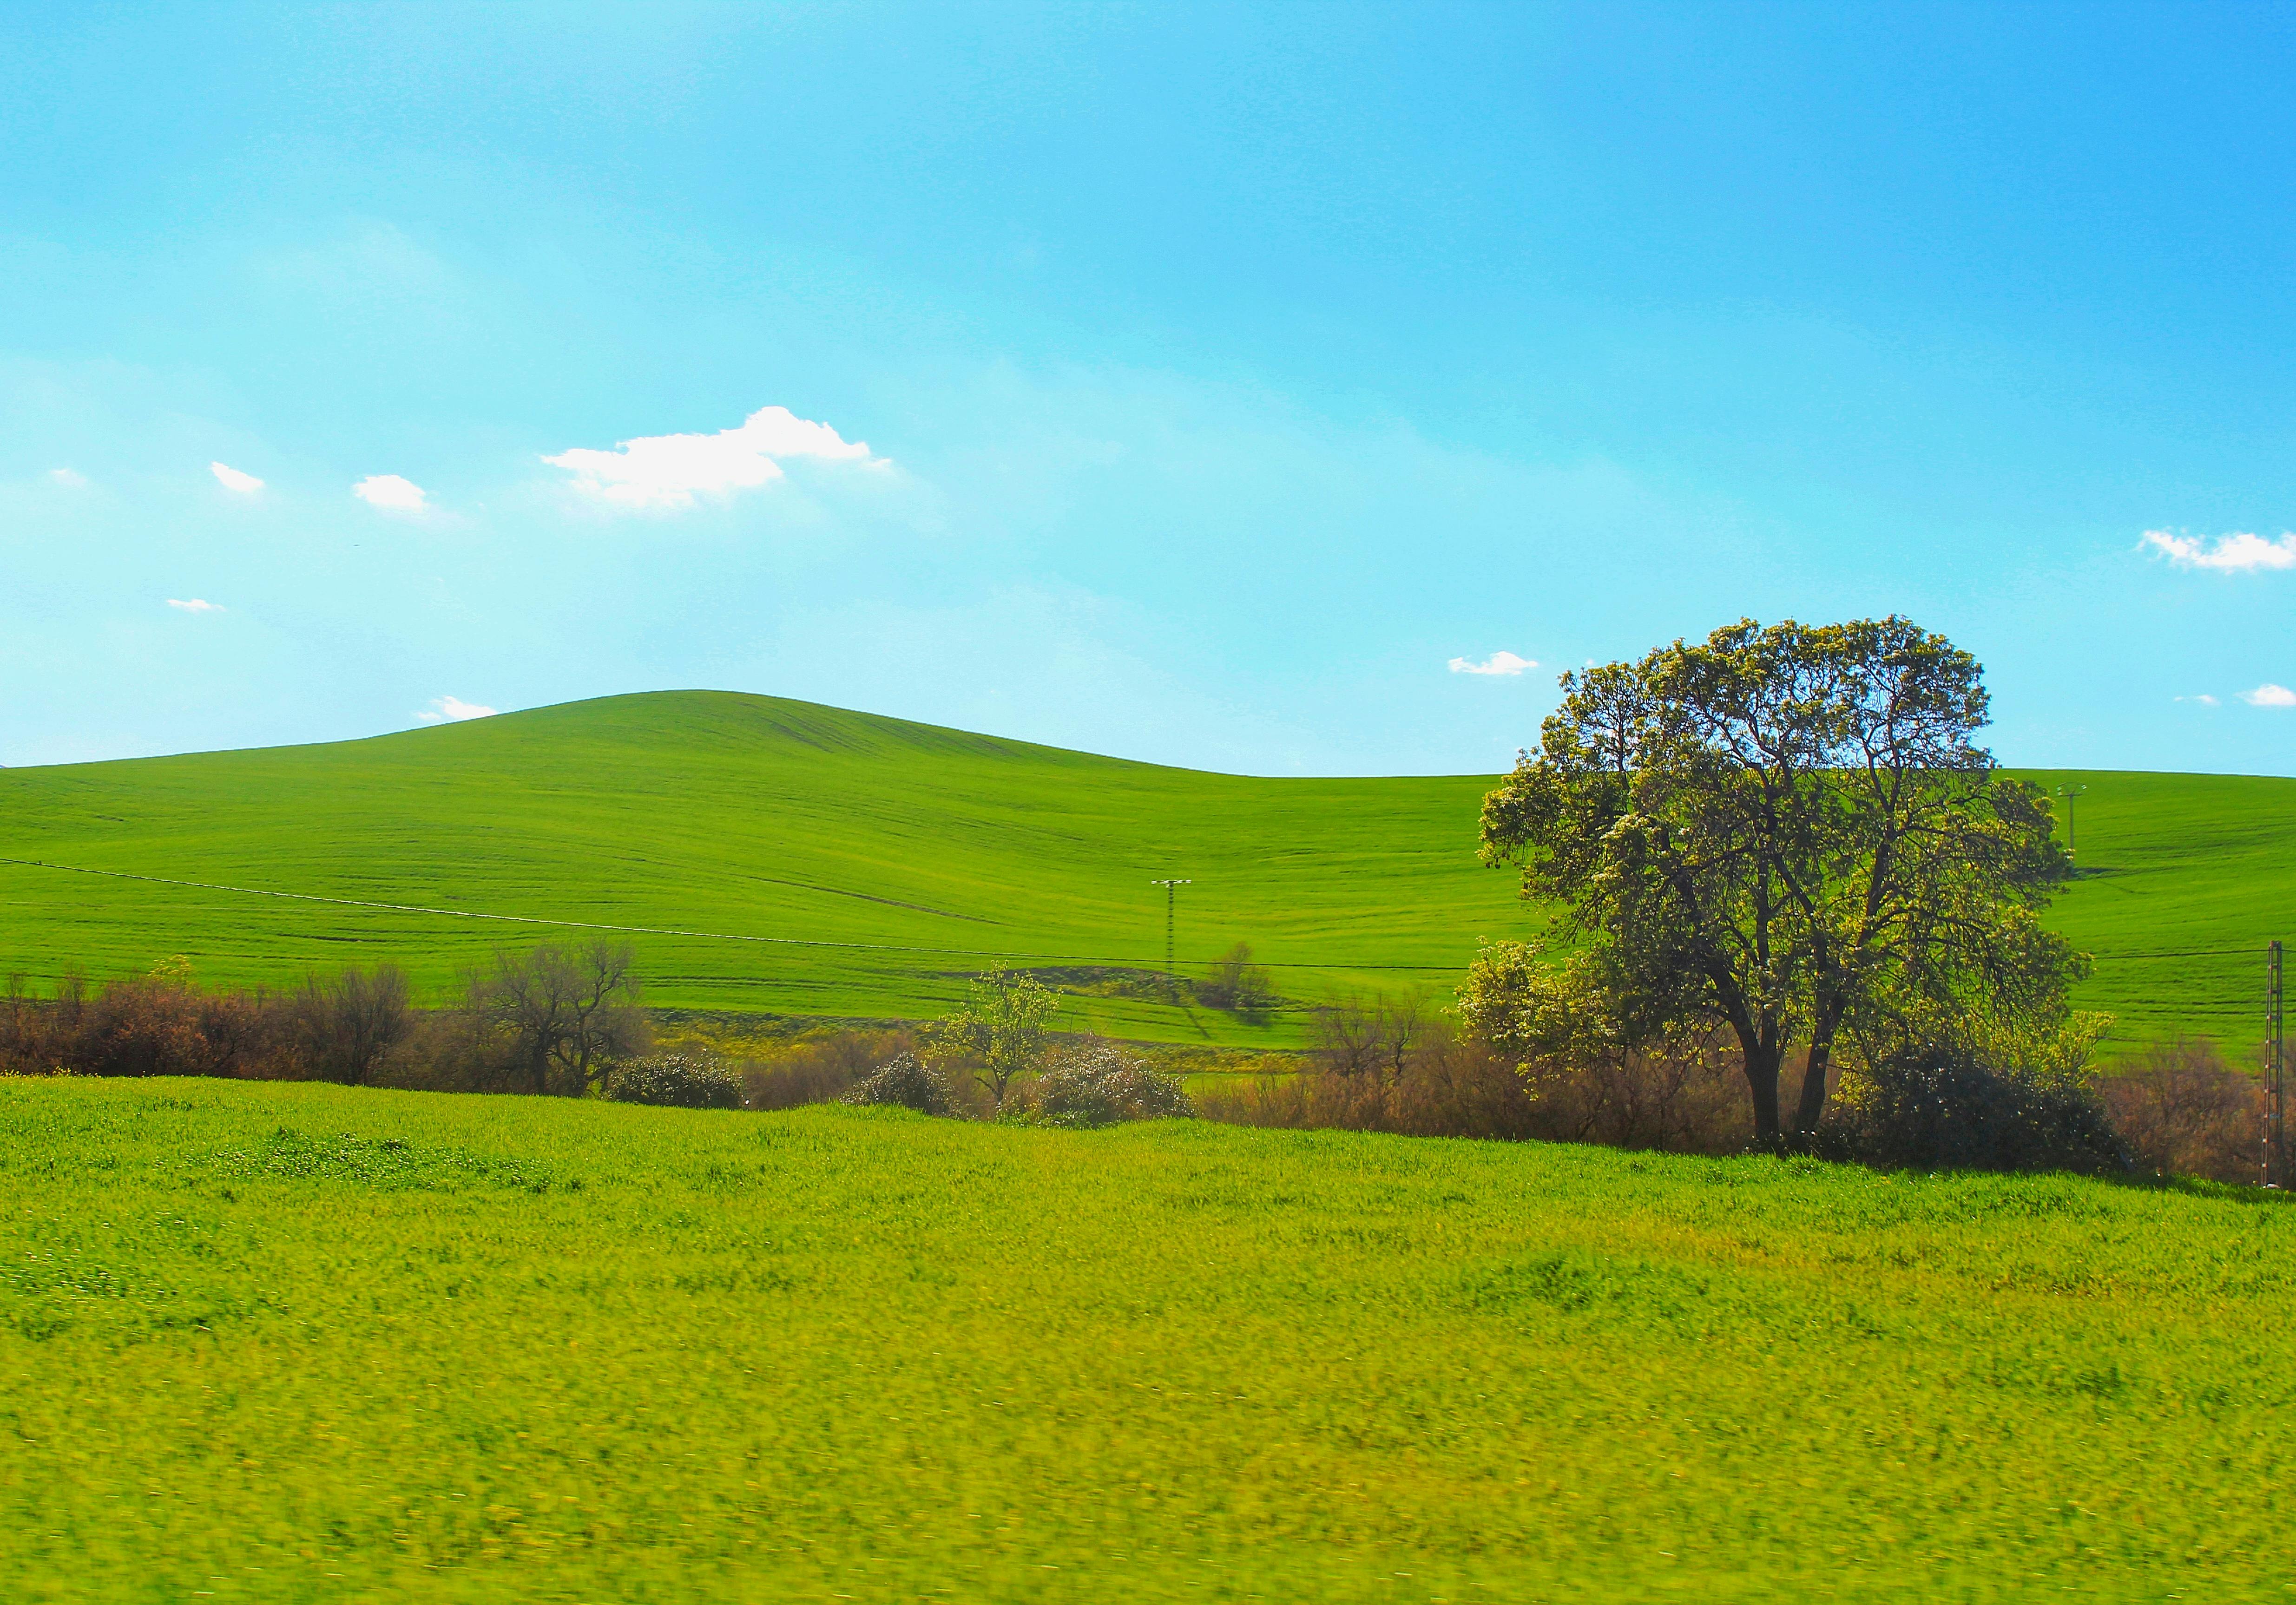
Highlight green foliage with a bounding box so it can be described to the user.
[2,1078,2293,1601]
[1820,1027,2131,1175]
[930,963,1058,1107]
[838,1049,958,1116]
[1475,616,2084,1144]
[1197,941,1276,1012]
[1458,938,1671,1062]
[1029,1041,1194,1127]
[607,1052,742,1109]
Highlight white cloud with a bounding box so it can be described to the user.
[166,598,224,614]
[2141,528,2296,571]
[542,404,883,510]
[2175,693,2221,707]
[1449,650,1537,676]
[2242,683,2296,708]
[415,695,498,723]
[48,467,86,488]
[352,473,428,513]
[210,461,264,494]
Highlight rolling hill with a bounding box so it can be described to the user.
[0,690,2287,1048]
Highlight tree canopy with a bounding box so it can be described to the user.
[1459,616,2084,1148]
[932,964,1059,1108]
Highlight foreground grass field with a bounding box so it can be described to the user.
[0,690,2289,1045]
[3,1078,2291,1602]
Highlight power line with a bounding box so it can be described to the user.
[2087,948,2262,961]
[0,855,1463,973]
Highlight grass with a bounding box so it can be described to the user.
[2,1076,2290,1603]
[0,690,2289,1047]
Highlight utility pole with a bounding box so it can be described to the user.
[1150,879,1190,1003]
[2271,940,2287,1187]
[2055,783,2088,856]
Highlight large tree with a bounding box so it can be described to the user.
[1461,616,2080,1148]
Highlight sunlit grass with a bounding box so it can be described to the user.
[3,1077,2289,1602]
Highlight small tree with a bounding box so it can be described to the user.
[931,963,1058,1109]
[1311,990,1428,1084]
[1463,616,2084,1149]
[469,941,648,1097]
[1199,943,1276,1013]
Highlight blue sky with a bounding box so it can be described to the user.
[6,2,2296,775]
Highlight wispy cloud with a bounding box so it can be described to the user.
[210,461,264,495]
[353,473,428,513]
[1448,650,1537,676]
[415,695,498,723]
[2241,683,2296,708]
[2175,693,2221,707]
[2141,528,2296,571]
[166,598,224,614]
[543,404,884,510]
[48,467,86,489]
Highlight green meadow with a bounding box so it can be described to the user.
[2,1076,2289,1603]
[0,691,2289,1047]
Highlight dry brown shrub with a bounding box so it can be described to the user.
[2097,1036,2267,1184]
[372,1009,524,1094]
[740,1029,918,1110]
[1197,1001,1754,1153]
[0,963,295,1079]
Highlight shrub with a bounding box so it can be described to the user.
[608,1053,743,1110]
[1,964,309,1081]
[1198,1022,1750,1153]
[374,1009,523,1094]
[2097,1036,2266,1183]
[840,1051,958,1117]
[1819,1042,2129,1175]
[740,1030,915,1110]
[294,964,412,1086]
[1032,1042,1193,1127]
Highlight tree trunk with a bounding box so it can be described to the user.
[1739,1036,1783,1150]
[1794,1031,1837,1143]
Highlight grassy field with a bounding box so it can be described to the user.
[0,690,2288,1048]
[0,1076,2289,1603]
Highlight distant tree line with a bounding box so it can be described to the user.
[0,941,2268,1179]
[0,947,1194,1129]
[0,940,650,1096]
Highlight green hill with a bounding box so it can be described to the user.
[0,690,2287,1048]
